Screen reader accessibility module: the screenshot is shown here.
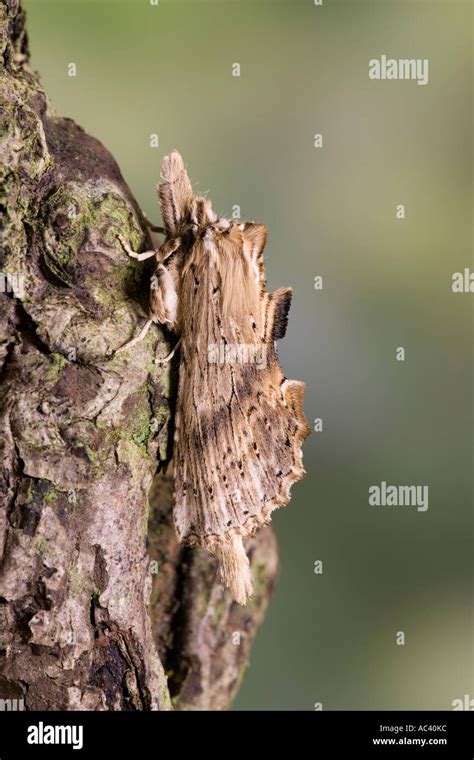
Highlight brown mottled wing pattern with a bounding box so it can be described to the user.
[173,222,310,603]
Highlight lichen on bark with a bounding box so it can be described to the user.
[0,0,278,711]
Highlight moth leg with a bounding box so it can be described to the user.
[117,234,157,261]
[156,336,182,364]
[156,237,182,264]
[150,263,179,330]
[115,319,154,354]
[142,211,165,234]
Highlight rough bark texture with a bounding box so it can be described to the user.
[0,0,278,711]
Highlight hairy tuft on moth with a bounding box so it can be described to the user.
[117,150,310,604]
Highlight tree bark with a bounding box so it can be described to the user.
[0,0,278,711]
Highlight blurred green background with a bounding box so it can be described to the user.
[24,0,473,710]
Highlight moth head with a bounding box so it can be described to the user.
[190,196,217,235]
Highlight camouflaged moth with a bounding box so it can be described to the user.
[117,151,310,604]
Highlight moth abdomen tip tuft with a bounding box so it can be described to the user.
[204,533,254,605]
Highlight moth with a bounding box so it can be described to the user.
[117,151,310,604]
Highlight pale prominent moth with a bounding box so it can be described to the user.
[117,151,310,604]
